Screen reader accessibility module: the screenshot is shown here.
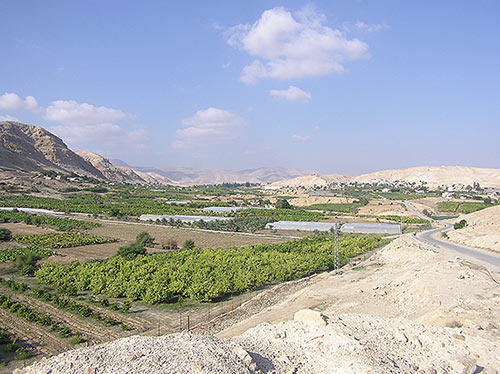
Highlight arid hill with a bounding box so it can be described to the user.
[266,166,500,189]
[446,204,500,252]
[0,121,103,178]
[130,166,312,185]
[75,151,173,185]
[354,166,500,188]
[0,121,171,185]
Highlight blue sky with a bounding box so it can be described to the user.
[0,1,499,175]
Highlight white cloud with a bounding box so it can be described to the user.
[0,93,38,111]
[292,134,311,142]
[45,100,126,126]
[173,107,246,149]
[352,21,389,33]
[44,99,146,151]
[0,114,20,121]
[270,85,311,103]
[225,6,368,83]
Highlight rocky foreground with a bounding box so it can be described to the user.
[16,308,497,374]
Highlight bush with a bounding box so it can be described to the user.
[0,228,12,241]
[69,335,85,345]
[136,232,155,247]
[116,242,146,260]
[183,239,195,250]
[454,219,467,230]
[15,347,31,360]
[16,252,40,276]
[275,199,292,209]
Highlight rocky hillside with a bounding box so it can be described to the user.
[0,121,171,185]
[75,151,172,185]
[0,121,103,177]
[16,310,492,373]
[266,166,500,189]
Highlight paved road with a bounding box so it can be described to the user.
[416,224,500,270]
[401,201,432,221]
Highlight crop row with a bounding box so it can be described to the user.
[0,328,32,362]
[0,210,100,231]
[35,234,387,304]
[0,277,129,330]
[235,208,324,221]
[14,232,117,249]
[30,288,129,330]
[0,293,81,341]
[0,246,57,262]
[0,194,231,217]
[0,277,28,292]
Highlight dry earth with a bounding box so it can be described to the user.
[357,199,411,216]
[288,195,355,207]
[446,205,500,253]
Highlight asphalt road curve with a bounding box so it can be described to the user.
[416,224,500,270]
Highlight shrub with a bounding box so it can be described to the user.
[183,239,195,250]
[16,252,40,276]
[15,347,31,360]
[0,228,12,241]
[69,334,85,345]
[275,199,292,209]
[116,242,146,260]
[136,232,155,247]
[454,219,467,230]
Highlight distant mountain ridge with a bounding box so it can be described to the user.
[0,121,313,186]
[130,166,313,185]
[266,166,500,189]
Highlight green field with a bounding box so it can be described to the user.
[14,232,117,249]
[0,210,100,231]
[35,234,387,304]
[438,201,496,214]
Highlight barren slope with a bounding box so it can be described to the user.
[446,205,500,252]
[267,166,500,189]
[354,165,500,188]
[75,150,172,185]
[0,121,103,178]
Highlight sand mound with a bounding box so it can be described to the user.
[447,205,500,252]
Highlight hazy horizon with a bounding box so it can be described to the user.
[1,1,499,175]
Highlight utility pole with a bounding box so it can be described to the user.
[334,223,340,270]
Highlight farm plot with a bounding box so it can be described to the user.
[88,221,285,249]
[14,232,117,249]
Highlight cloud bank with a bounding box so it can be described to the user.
[225,6,369,84]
